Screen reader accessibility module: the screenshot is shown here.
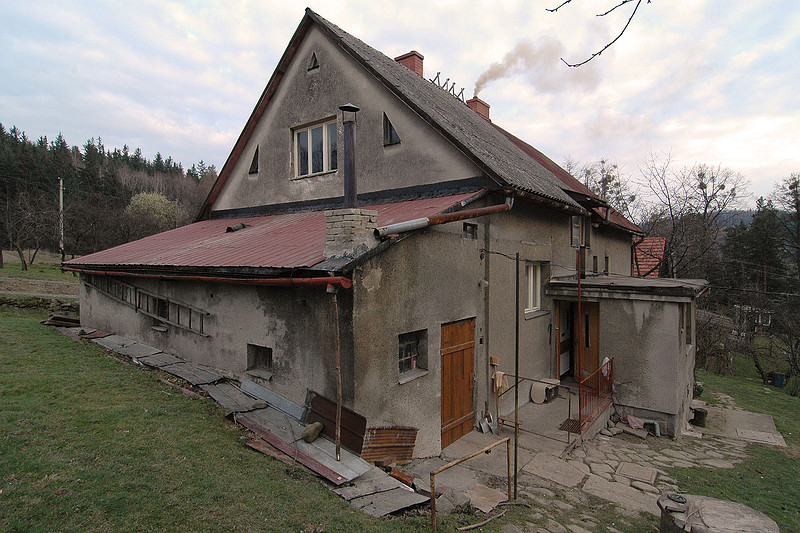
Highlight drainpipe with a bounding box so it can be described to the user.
[374,197,513,239]
[61,267,353,289]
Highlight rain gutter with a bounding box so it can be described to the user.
[61,267,352,289]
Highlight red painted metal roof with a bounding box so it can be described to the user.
[492,124,642,235]
[633,237,667,277]
[65,192,480,271]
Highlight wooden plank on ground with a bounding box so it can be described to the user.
[349,486,428,517]
[307,391,367,454]
[240,380,305,421]
[138,352,183,368]
[246,439,297,467]
[201,382,265,413]
[296,433,371,479]
[237,413,349,485]
[161,362,221,385]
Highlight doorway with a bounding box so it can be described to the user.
[440,318,475,448]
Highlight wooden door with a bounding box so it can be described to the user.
[578,302,600,380]
[440,318,475,449]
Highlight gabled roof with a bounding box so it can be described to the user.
[633,236,667,277]
[201,8,588,219]
[65,192,481,275]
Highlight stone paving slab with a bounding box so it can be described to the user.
[92,334,136,352]
[523,453,587,488]
[463,482,508,513]
[116,342,162,359]
[138,352,183,367]
[616,462,656,484]
[582,474,660,516]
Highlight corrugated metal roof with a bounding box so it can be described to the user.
[65,192,480,271]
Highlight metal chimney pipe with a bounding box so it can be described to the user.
[339,103,360,208]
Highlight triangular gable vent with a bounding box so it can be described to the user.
[308,52,319,71]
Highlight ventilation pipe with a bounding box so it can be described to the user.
[374,196,513,239]
[339,103,360,208]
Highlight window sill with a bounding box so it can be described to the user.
[291,169,337,181]
[524,309,550,321]
[247,368,273,381]
[398,368,428,385]
[151,324,168,332]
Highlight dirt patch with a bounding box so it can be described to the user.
[0,275,79,297]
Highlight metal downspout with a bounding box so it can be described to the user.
[374,196,513,239]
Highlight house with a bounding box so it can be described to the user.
[633,236,668,277]
[64,8,706,456]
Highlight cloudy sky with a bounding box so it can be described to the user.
[2,1,799,201]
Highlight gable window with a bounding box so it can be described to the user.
[398,329,428,382]
[295,119,337,177]
[248,146,259,174]
[308,51,319,71]
[383,113,400,146]
[526,262,542,312]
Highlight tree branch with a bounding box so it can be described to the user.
[546,0,573,13]
[560,0,645,68]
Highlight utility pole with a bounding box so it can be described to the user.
[58,177,64,262]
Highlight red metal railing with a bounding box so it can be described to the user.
[578,358,613,433]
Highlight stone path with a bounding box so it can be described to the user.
[405,412,755,532]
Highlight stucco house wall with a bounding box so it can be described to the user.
[214,25,481,213]
[79,275,353,408]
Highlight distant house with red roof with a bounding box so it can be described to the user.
[65,9,705,455]
[633,236,668,278]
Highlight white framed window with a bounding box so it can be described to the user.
[570,215,590,247]
[526,262,542,312]
[295,119,337,177]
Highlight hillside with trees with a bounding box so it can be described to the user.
[0,123,216,270]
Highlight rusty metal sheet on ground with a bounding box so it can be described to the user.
[361,426,418,463]
[349,486,428,517]
[160,362,221,385]
[138,352,183,368]
[201,382,264,413]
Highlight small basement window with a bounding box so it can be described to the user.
[462,222,478,240]
[247,344,273,380]
[398,329,428,383]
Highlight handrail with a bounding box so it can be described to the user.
[430,437,511,531]
[578,358,614,433]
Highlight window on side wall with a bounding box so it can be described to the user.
[398,329,428,382]
[294,119,337,177]
[247,344,273,380]
[526,262,542,312]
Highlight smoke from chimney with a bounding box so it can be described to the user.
[473,36,602,97]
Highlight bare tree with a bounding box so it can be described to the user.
[638,152,747,279]
[548,0,652,67]
[2,190,57,271]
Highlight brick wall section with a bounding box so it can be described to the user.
[324,208,379,258]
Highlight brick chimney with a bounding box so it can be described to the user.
[324,208,379,258]
[466,97,490,122]
[395,51,424,76]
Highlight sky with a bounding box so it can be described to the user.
[2,1,799,202]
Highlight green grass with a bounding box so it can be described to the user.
[0,308,442,532]
[0,261,77,282]
[671,368,800,532]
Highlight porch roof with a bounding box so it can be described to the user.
[547,275,708,301]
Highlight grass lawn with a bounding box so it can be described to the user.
[0,307,442,532]
[0,258,76,283]
[670,368,800,532]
